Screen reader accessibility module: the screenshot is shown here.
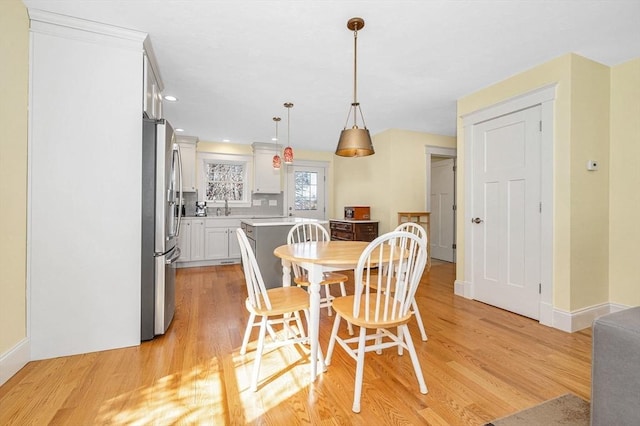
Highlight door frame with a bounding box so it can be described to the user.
[425,146,457,262]
[458,83,556,327]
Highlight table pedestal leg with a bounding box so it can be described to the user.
[281,259,291,287]
[308,264,323,379]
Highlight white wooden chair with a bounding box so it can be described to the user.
[371,222,429,341]
[287,223,354,335]
[325,230,429,413]
[237,228,323,391]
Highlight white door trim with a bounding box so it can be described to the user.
[460,83,557,327]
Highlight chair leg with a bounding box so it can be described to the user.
[240,312,255,355]
[325,314,342,366]
[339,282,354,336]
[401,324,428,395]
[251,316,268,392]
[352,326,368,413]
[293,310,306,339]
[398,326,403,355]
[324,284,333,316]
[412,299,428,341]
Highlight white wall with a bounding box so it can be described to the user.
[28,11,146,359]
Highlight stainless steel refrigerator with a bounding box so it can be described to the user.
[141,118,183,340]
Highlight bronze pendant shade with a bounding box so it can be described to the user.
[336,17,374,157]
[336,127,374,157]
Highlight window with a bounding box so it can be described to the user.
[294,171,318,210]
[198,153,251,205]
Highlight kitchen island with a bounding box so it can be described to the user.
[240,217,329,288]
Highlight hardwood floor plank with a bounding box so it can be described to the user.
[0,262,593,425]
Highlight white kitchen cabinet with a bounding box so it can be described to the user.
[177,136,198,192]
[143,54,163,119]
[178,218,240,266]
[252,142,281,194]
[204,227,228,259]
[177,218,191,261]
[190,219,205,261]
[204,218,241,262]
[228,229,241,258]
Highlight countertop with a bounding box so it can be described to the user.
[241,217,329,227]
[181,215,286,219]
[329,218,378,223]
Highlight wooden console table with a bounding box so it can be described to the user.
[397,212,431,270]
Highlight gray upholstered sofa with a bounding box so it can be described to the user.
[591,306,640,425]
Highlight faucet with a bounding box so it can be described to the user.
[224,198,231,216]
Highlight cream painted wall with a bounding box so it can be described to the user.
[458,53,636,313]
[0,0,29,354]
[569,56,610,309]
[609,58,640,306]
[334,129,456,233]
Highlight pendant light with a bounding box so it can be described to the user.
[272,117,282,169]
[283,102,294,164]
[336,17,374,157]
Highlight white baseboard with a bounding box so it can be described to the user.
[539,301,553,327]
[552,303,623,333]
[454,279,472,299]
[454,280,629,333]
[0,338,30,386]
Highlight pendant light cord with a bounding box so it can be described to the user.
[353,24,358,107]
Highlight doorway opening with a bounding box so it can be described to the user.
[426,146,457,264]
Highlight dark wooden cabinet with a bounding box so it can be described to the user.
[330,220,378,242]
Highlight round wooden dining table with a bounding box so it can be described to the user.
[273,240,370,380]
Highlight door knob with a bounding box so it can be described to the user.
[471,217,483,224]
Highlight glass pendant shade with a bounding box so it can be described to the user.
[284,102,294,164]
[283,146,293,164]
[272,116,282,169]
[272,154,281,169]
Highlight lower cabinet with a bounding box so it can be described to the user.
[329,220,379,242]
[177,218,241,267]
[177,219,191,261]
[190,219,205,261]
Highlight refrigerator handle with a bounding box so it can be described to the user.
[166,247,182,264]
[174,144,184,237]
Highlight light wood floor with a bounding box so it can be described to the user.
[0,262,592,425]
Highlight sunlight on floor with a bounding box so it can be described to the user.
[90,338,313,424]
[235,340,313,423]
[95,357,225,424]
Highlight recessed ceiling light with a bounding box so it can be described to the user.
[164,95,178,102]
[223,139,230,142]
[175,128,185,132]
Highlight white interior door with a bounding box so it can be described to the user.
[285,162,327,220]
[430,158,455,262]
[471,105,541,319]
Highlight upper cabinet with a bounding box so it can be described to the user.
[177,135,198,192]
[252,142,281,194]
[143,50,163,119]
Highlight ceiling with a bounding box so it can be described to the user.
[22,0,640,152]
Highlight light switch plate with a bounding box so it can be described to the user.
[253,200,262,206]
[269,199,277,206]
